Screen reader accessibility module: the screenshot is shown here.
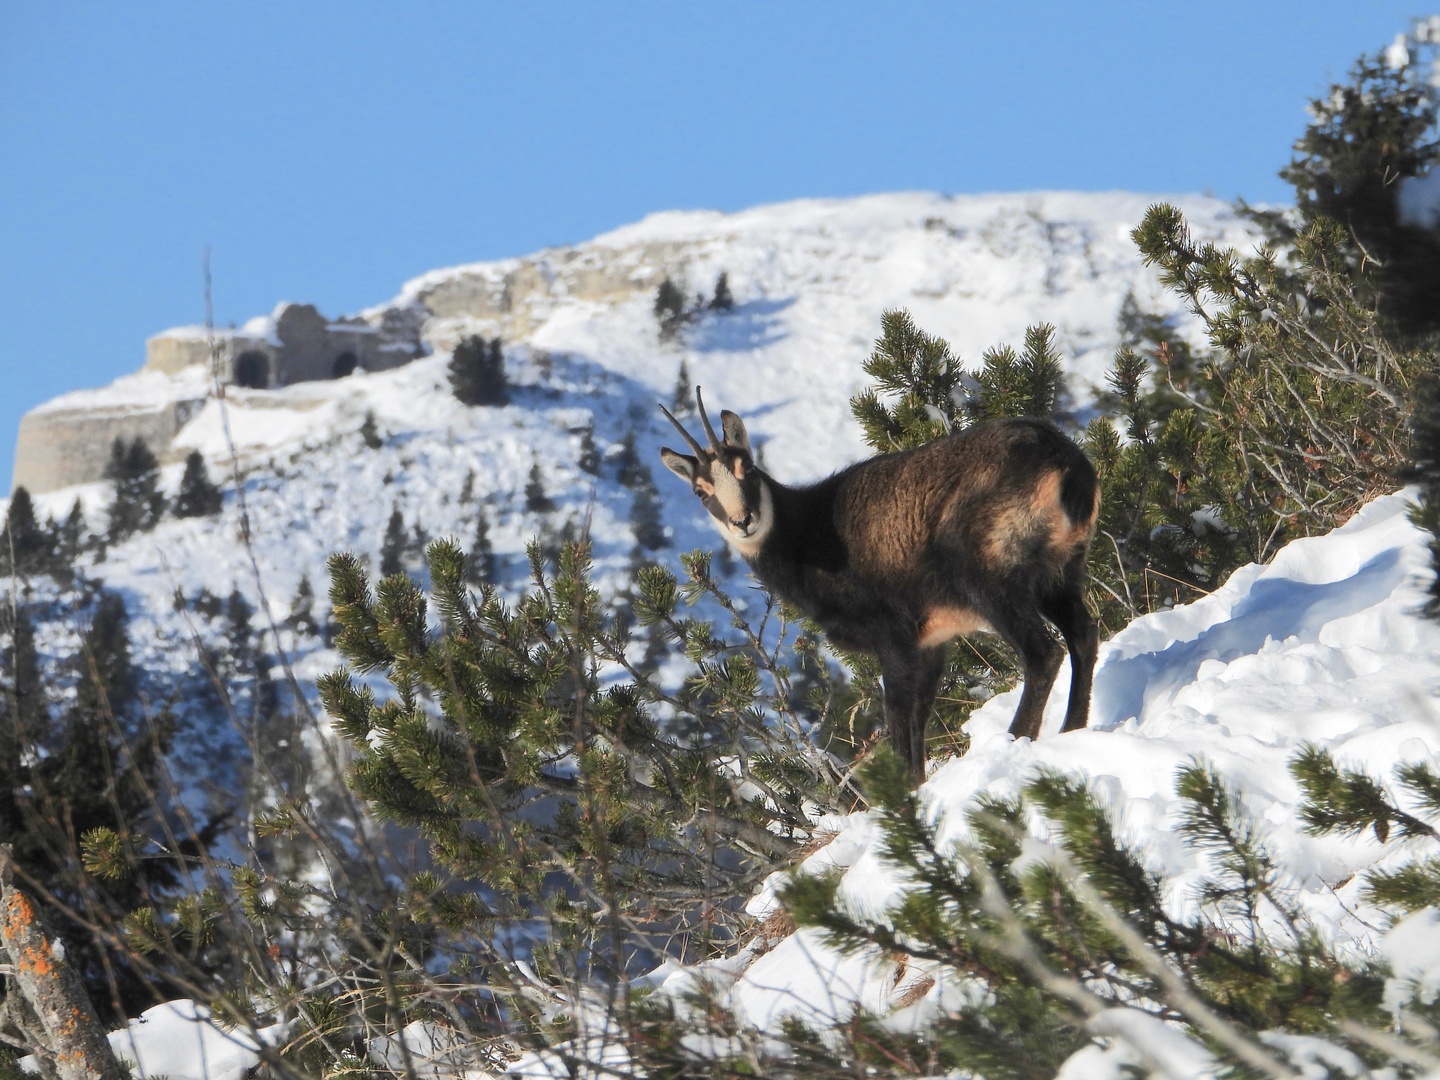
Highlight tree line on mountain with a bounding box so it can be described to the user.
[1,442,224,583]
[655,269,734,343]
[10,24,1440,1077]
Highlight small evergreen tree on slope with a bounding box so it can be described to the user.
[449,334,509,406]
[3,593,228,1024]
[1,488,47,578]
[1247,24,1440,341]
[105,436,165,542]
[173,450,223,518]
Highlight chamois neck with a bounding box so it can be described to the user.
[745,471,841,564]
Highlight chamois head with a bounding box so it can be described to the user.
[659,389,774,554]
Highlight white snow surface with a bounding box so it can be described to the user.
[19,1000,287,1080]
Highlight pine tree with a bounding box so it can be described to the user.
[769,747,1408,1079]
[1248,31,1440,340]
[448,334,509,406]
[459,467,476,503]
[48,498,88,576]
[173,450,223,518]
[964,323,1066,423]
[617,430,646,488]
[379,505,406,577]
[0,602,45,844]
[287,574,319,637]
[464,505,497,586]
[524,462,555,513]
[225,588,256,675]
[317,535,839,1011]
[104,437,166,542]
[360,409,383,449]
[15,591,227,1024]
[1,486,47,577]
[709,270,734,312]
[671,360,694,417]
[629,468,667,551]
[577,424,601,476]
[654,276,688,342]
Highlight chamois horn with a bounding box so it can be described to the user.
[695,387,723,452]
[658,403,706,458]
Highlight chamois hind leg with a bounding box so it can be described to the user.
[989,607,1065,743]
[878,644,946,784]
[1040,586,1098,733]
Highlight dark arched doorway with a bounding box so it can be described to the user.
[233,351,269,389]
[332,352,358,378]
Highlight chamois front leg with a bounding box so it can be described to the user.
[877,644,947,784]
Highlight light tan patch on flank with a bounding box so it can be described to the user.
[918,605,991,648]
[984,471,1065,568]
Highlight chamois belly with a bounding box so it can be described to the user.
[917,605,991,648]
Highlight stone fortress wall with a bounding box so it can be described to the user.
[12,239,697,494]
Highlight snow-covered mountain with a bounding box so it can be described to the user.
[12,191,1256,690]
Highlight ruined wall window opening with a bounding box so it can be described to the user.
[233,352,269,389]
[332,353,358,378]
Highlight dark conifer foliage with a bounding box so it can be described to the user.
[654,276,688,342]
[464,505,497,585]
[287,574,319,638]
[708,270,734,311]
[379,505,406,577]
[51,498,88,574]
[104,436,166,542]
[1249,41,1440,340]
[360,409,384,449]
[448,334,509,406]
[524,462,554,513]
[617,430,646,488]
[173,450,224,518]
[670,360,694,417]
[1,486,47,576]
[5,591,230,1024]
[629,469,667,551]
[225,588,256,675]
[577,425,601,476]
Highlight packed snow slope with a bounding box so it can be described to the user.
[53,490,1440,1080]
[738,491,1440,1012]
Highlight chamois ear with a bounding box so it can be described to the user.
[720,411,751,454]
[660,448,699,483]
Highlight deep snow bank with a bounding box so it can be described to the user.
[728,490,1440,1049]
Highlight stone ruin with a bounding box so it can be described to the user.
[12,301,426,494]
[145,301,425,387]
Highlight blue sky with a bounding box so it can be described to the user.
[0,1,1420,489]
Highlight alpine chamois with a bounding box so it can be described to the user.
[659,389,1100,782]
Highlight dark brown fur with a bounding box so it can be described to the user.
[661,394,1100,783]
